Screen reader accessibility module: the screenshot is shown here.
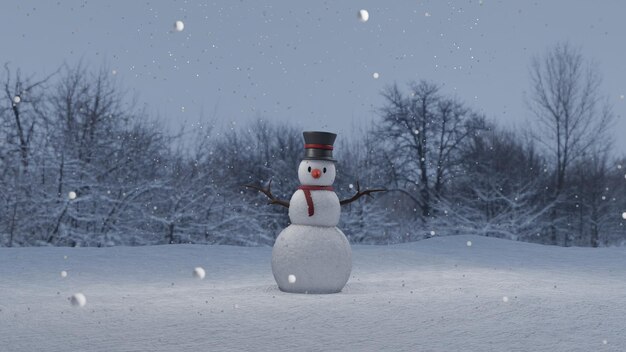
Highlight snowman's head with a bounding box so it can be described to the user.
[298,159,336,186]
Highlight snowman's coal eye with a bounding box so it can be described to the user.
[323,167,327,173]
[307,166,311,172]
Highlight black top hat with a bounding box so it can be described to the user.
[303,131,337,161]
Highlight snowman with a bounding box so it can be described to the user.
[246,131,384,293]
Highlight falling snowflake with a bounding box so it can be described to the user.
[466,241,472,247]
[430,230,435,236]
[288,274,296,283]
[70,293,87,307]
[348,184,354,189]
[622,212,626,220]
[372,72,380,79]
[68,191,77,200]
[13,96,21,104]
[193,267,206,279]
[357,9,369,23]
[502,296,509,302]
[174,20,185,32]
[424,12,431,17]
[60,270,68,278]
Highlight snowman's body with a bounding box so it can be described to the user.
[288,189,340,226]
[272,158,352,294]
[272,225,350,294]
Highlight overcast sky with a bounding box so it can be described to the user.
[2,0,625,153]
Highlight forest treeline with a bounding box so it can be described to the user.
[1,42,625,247]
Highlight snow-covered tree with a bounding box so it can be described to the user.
[527,41,614,245]
[432,124,554,241]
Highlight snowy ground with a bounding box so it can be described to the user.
[1,235,625,352]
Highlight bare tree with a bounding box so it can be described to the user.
[335,131,397,243]
[528,42,614,245]
[0,64,57,246]
[1,64,56,171]
[569,149,620,247]
[377,81,482,221]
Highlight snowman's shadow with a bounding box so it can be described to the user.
[338,282,370,295]
[262,284,281,293]
[258,282,369,295]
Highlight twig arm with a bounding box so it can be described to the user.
[340,181,386,206]
[244,179,290,208]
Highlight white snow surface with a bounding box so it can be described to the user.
[1,235,625,351]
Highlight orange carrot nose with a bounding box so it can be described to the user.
[311,168,321,178]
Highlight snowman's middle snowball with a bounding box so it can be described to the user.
[289,189,340,226]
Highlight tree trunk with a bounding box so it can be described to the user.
[590,203,599,247]
[549,207,558,245]
[166,222,175,244]
[8,201,18,247]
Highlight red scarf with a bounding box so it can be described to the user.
[298,185,334,216]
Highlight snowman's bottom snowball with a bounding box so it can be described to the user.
[272,225,351,294]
